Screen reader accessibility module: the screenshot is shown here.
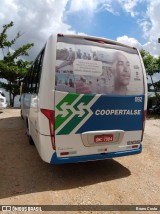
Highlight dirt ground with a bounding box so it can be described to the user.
[0,108,160,214]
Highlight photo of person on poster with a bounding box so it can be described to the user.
[55,73,75,92]
[111,52,131,95]
[76,49,82,59]
[82,52,88,59]
[57,47,75,70]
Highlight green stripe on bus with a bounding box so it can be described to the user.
[57,94,95,135]
[55,93,80,130]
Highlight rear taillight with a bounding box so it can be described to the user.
[141,110,147,141]
[98,40,105,44]
[40,109,55,150]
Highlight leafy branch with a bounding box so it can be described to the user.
[0,21,34,106]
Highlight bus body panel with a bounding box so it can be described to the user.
[54,90,144,158]
[38,35,56,112]
[54,131,142,157]
[51,144,142,164]
[21,33,147,164]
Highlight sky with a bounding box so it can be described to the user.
[0,0,160,62]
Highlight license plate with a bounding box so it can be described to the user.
[94,134,113,143]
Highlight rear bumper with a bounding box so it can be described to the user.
[50,144,142,164]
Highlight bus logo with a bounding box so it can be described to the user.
[55,93,98,135]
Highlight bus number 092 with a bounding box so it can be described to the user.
[135,97,142,102]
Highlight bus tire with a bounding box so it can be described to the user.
[20,110,24,120]
[26,118,34,145]
[28,135,35,146]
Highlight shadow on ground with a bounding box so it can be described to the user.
[0,115,131,199]
[147,113,160,119]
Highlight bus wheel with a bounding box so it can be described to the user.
[28,135,35,146]
[26,119,34,146]
[20,110,24,119]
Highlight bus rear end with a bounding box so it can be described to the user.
[50,35,147,164]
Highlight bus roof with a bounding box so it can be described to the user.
[57,33,137,50]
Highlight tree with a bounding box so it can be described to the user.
[0,21,33,106]
[140,49,160,96]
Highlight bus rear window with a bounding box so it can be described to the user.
[55,38,144,95]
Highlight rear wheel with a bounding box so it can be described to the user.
[26,118,35,146]
[20,110,24,119]
[28,135,35,145]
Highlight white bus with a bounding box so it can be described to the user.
[21,34,147,164]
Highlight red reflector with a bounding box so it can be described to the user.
[60,152,69,156]
[132,145,139,149]
[41,109,55,150]
[98,40,105,44]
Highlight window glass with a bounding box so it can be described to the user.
[56,38,144,95]
[26,48,45,94]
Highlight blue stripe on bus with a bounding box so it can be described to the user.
[76,95,144,133]
[50,144,142,164]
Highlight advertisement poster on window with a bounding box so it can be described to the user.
[56,42,144,95]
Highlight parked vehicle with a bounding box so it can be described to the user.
[21,34,147,164]
[149,102,160,115]
[0,90,7,110]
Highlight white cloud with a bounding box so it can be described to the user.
[118,0,141,17]
[68,0,143,16]
[69,0,160,57]
[116,35,143,49]
[0,0,160,60]
[69,0,98,12]
[116,35,160,57]
[144,0,160,41]
[136,0,160,56]
[143,41,160,57]
[68,0,119,15]
[116,1,160,56]
[0,0,75,60]
[138,20,152,39]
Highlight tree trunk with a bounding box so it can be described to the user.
[9,92,14,107]
[12,94,15,107]
[9,91,12,106]
[8,80,12,107]
[150,74,157,97]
